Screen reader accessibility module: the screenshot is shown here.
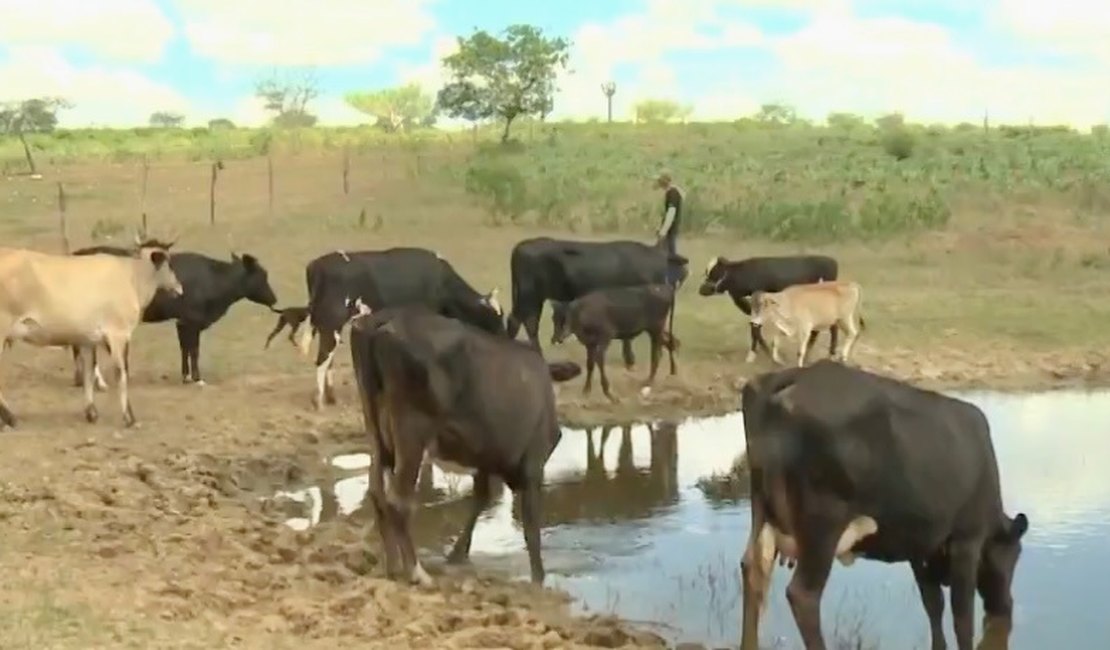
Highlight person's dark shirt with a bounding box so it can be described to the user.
[660,185,683,237]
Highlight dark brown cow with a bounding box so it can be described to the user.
[550,283,678,401]
[348,305,580,586]
[739,360,1028,650]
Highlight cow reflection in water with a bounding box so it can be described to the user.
[538,422,679,526]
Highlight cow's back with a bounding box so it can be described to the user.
[744,360,1001,557]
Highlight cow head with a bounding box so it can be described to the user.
[698,256,729,296]
[471,287,506,335]
[978,512,1029,639]
[748,291,771,326]
[232,252,278,307]
[549,301,571,345]
[150,251,184,295]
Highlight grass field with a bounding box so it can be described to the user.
[1,122,1108,648]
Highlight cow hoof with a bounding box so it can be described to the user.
[194,379,207,387]
[411,563,434,588]
[123,413,137,428]
[84,405,99,423]
[639,386,652,397]
[445,552,470,566]
[744,351,757,363]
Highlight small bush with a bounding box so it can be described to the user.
[464,159,529,224]
[881,128,916,160]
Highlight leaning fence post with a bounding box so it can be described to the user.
[342,146,351,195]
[57,182,69,253]
[209,160,222,226]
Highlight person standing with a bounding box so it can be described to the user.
[654,171,684,287]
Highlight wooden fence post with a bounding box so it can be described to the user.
[139,155,149,227]
[209,161,222,226]
[342,146,351,195]
[267,153,274,219]
[56,182,69,254]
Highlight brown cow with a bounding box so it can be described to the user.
[749,280,865,367]
[0,247,183,427]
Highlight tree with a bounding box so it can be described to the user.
[601,81,617,123]
[437,24,570,142]
[207,118,236,130]
[632,99,691,124]
[875,112,905,130]
[826,112,865,131]
[149,111,185,128]
[345,83,436,132]
[0,97,70,176]
[755,103,797,126]
[255,69,319,128]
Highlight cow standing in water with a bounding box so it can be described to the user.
[0,247,183,427]
[739,360,1028,650]
[348,305,580,586]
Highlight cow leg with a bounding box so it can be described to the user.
[740,504,777,650]
[796,325,815,367]
[827,325,839,358]
[71,346,83,387]
[663,331,678,376]
[747,322,772,363]
[948,540,983,650]
[313,330,339,410]
[518,480,546,584]
[189,330,204,385]
[596,341,617,402]
[0,338,15,428]
[838,317,861,364]
[367,455,403,579]
[383,445,432,587]
[583,345,597,395]
[621,339,636,370]
[784,529,839,650]
[912,559,949,650]
[105,335,136,427]
[323,333,340,405]
[446,471,493,565]
[175,322,195,383]
[802,330,821,364]
[642,331,662,395]
[80,345,98,424]
[769,330,785,365]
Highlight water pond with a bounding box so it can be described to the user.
[272,389,1110,649]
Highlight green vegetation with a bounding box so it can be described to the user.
[4,117,1110,244]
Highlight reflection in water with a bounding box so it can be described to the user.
[270,390,1110,650]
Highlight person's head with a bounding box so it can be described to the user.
[655,171,672,190]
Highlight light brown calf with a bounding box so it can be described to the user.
[0,247,183,428]
[749,280,865,367]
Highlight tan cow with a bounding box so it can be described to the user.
[0,247,184,428]
[749,280,865,367]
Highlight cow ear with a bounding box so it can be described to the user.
[1009,513,1029,540]
[150,251,168,268]
[241,253,259,270]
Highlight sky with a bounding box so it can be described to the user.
[1,0,1108,129]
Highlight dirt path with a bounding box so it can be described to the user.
[0,343,1106,649]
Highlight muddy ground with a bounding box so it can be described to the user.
[1,341,1106,650]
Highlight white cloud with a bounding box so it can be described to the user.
[177,0,437,66]
[551,0,765,120]
[0,47,191,127]
[994,0,1110,64]
[0,0,173,63]
[766,13,1110,127]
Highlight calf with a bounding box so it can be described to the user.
[550,284,678,401]
[698,255,839,363]
[263,306,310,349]
[349,305,581,586]
[70,249,278,386]
[0,247,183,427]
[739,360,1028,650]
[299,247,504,410]
[749,280,865,367]
[507,237,689,367]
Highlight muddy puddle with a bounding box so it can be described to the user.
[268,389,1110,649]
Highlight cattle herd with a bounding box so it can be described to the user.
[0,232,1028,650]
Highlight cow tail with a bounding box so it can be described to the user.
[297,323,317,357]
[667,283,677,348]
[299,264,324,358]
[855,283,867,331]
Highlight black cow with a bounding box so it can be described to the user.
[69,241,278,387]
[550,284,679,401]
[698,255,839,364]
[348,305,581,586]
[298,247,504,410]
[506,237,689,371]
[263,306,310,349]
[739,360,1028,650]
